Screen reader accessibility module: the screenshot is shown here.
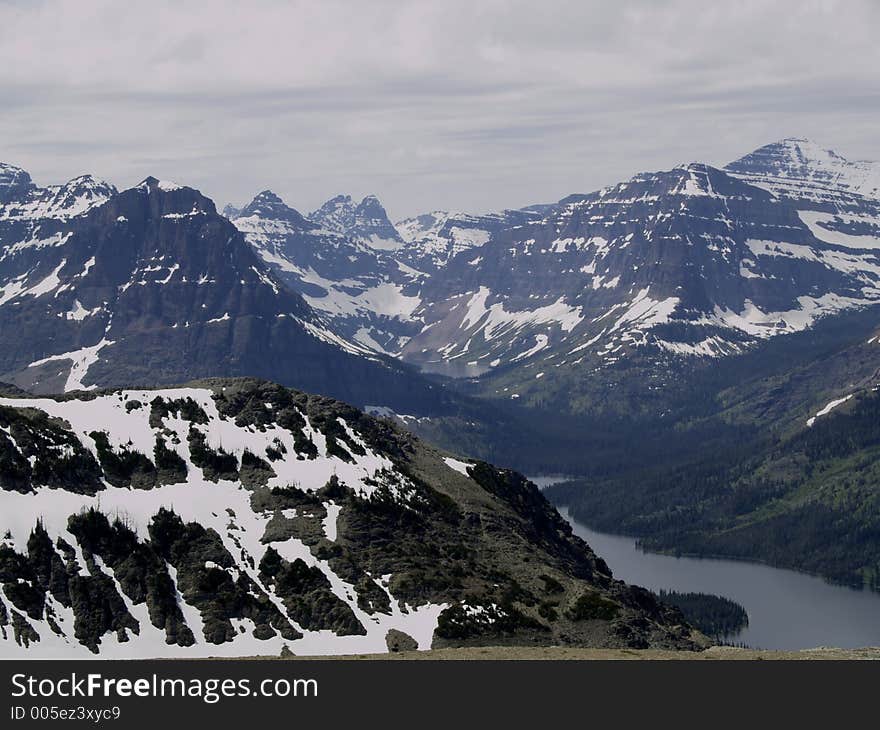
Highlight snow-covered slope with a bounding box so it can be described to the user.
[726,137,880,204]
[0,379,702,657]
[0,164,116,223]
[0,165,116,273]
[232,194,544,353]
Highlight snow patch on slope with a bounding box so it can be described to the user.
[807,394,854,427]
[459,287,584,338]
[443,457,472,477]
[27,338,114,391]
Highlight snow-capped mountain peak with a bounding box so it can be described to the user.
[120,176,220,220]
[231,191,422,357]
[1,168,458,412]
[726,138,880,202]
[725,139,880,259]
[42,175,118,218]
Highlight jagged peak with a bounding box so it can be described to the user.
[238,189,313,228]
[309,193,402,245]
[252,189,284,203]
[0,167,114,194]
[312,193,354,214]
[313,193,390,215]
[39,175,117,217]
[354,193,391,216]
[0,161,32,177]
[0,166,115,217]
[309,194,354,227]
[63,173,115,189]
[222,203,242,219]
[52,174,117,199]
[728,138,848,170]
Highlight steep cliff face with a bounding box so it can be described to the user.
[0,378,703,657]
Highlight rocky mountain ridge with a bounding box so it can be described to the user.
[0,378,703,656]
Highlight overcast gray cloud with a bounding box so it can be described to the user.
[1,0,878,218]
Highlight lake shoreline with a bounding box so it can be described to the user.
[556,502,871,593]
[551,502,880,650]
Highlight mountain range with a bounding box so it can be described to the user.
[0,167,461,418]
[5,137,880,469]
[220,139,880,391]
[3,137,880,651]
[404,140,880,397]
[10,137,875,409]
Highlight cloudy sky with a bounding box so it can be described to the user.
[2,0,878,218]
